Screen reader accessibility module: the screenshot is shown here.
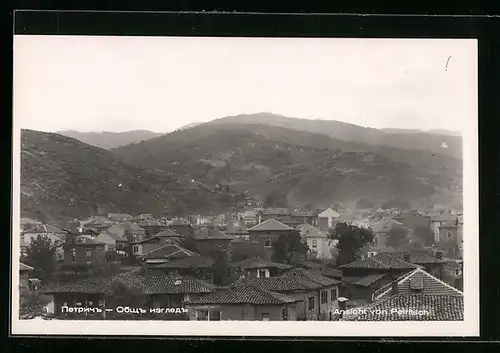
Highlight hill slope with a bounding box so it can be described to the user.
[21,130,242,226]
[56,130,165,150]
[208,113,462,159]
[111,123,462,209]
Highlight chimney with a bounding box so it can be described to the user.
[403,253,411,263]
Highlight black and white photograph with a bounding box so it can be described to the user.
[12,35,479,336]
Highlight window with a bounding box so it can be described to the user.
[264,238,272,248]
[373,235,379,245]
[308,296,315,310]
[209,311,221,321]
[331,288,338,301]
[320,291,328,304]
[86,248,92,257]
[312,240,318,249]
[448,231,453,239]
[70,248,76,264]
[133,245,139,253]
[258,269,267,278]
[281,309,288,321]
[261,313,270,321]
[196,310,208,320]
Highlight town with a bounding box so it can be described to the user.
[18,200,464,322]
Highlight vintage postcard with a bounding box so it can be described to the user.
[11,35,479,336]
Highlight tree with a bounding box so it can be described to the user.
[19,285,52,318]
[208,246,234,286]
[230,240,266,262]
[328,222,375,266]
[24,235,62,281]
[271,231,309,264]
[386,226,408,250]
[414,226,435,246]
[263,191,288,208]
[356,198,374,210]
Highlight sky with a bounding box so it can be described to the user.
[13,36,477,133]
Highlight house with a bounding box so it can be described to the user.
[105,222,146,242]
[230,257,293,279]
[258,208,291,224]
[230,268,341,321]
[185,284,302,321]
[343,267,464,321]
[107,213,134,222]
[247,219,295,261]
[437,219,463,258]
[193,228,233,258]
[94,229,129,252]
[19,262,38,290]
[222,225,249,240]
[338,251,446,300]
[430,209,458,243]
[317,208,340,231]
[138,219,167,238]
[41,271,216,320]
[62,238,107,267]
[168,220,195,237]
[241,210,258,227]
[132,235,184,258]
[21,224,68,260]
[297,224,331,259]
[443,261,463,290]
[393,210,432,235]
[362,217,404,258]
[147,255,216,283]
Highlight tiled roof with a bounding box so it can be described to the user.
[318,268,342,279]
[170,219,190,226]
[372,268,463,301]
[20,218,41,225]
[194,228,232,241]
[299,224,328,239]
[380,252,446,265]
[98,230,127,242]
[340,252,443,270]
[224,225,249,235]
[247,219,294,232]
[318,208,340,218]
[440,220,459,228]
[20,262,34,271]
[142,243,195,260]
[154,229,182,238]
[342,294,464,321]
[23,224,68,234]
[231,257,293,270]
[138,219,164,227]
[73,237,106,245]
[42,271,216,295]
[291,210,314,217]
[231,267,340,292]
[340,254,419,270]
[342,274,388,287]
[152,255,215,269]
[186,284,299,305]
[432,211,458,222]
[243,210,257,218]
[370,217,403,233]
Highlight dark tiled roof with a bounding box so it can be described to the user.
[231,257,293,270]
[319,268,342,279]
[152,255,215,269]
[194,228,233,241]
[372,268,463,301]
[154,229,182,238]
[342,294,464,321]
[380,252,446,265]
[20,262,34,271]
[247,219,294,232]
[339,253,429,270]
[186,284,299,305]
[343,273,388,287]
[42,271,216,295]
